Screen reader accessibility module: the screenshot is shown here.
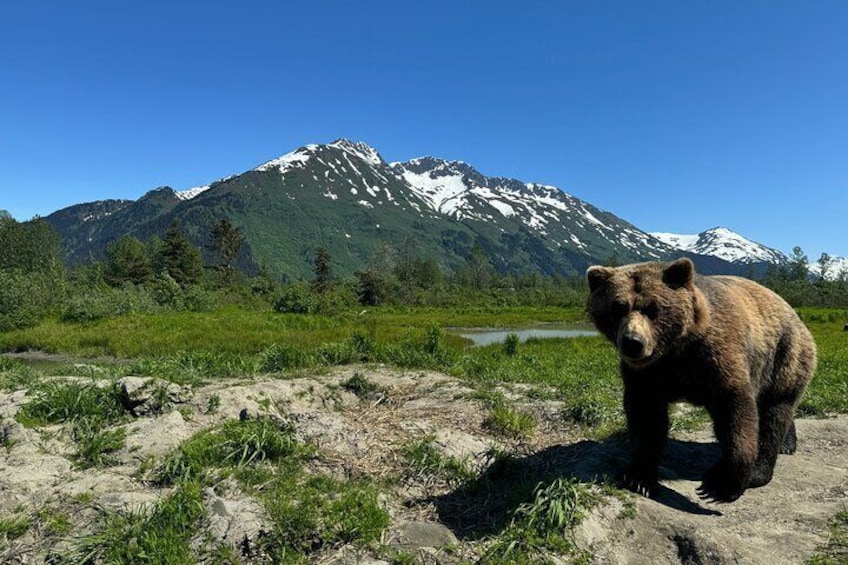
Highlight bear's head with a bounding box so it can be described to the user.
[586,258,709,369]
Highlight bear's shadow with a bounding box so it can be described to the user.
[420,433,722,540]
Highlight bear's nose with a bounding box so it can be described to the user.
[620,334,646,358]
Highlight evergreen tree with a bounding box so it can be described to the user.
[787,246,809,282]
[210,218,244,273]
[817,253,833,281]
[104,235,153,286]
[312,246,332,294]
[459,245,492,289]
[159,220,203,287]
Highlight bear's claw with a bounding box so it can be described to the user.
[697,464,745,503]
[621,473,659,499]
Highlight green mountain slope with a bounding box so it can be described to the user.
[44,139,746,279]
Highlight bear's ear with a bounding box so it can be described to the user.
[662,258,695,289]
[587,266,614,292]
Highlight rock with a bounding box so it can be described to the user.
[204,487,269,551]
[123,410,191,462]
[98,491,161,513]
[0,453,73,493]
[395,521,458,550]
[118,376,192,416]
[432,428,491,469]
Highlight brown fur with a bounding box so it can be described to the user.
[586,258,817,502]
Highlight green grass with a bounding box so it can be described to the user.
[797,309,848,418]
[0,356,38,391]
[246,468,389,562]
[63,482,205,565]
[60,416,390,564]
[808,510,848,565]
[0,514,30,548]
[155,418,305,485]
[481,478,598,564]
[16,380,126,428]
[0,306,586,358]
[483,403,537,440]
[401,436,477,486]
[15,379,131,469]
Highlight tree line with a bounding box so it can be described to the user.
[1,213,846,331]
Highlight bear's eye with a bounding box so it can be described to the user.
[642,303,659,320]
[610,300,630,317]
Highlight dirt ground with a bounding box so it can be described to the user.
[1,365,845,564]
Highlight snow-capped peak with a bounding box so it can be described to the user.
[651,227,787,264]
[328,139,384,166]
[808,255,848,281]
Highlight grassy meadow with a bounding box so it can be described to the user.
[1,304,844,420]
[0,304,846,563]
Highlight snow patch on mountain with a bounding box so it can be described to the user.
[808,256,848,281]
[395,164,469,216]
[651,227,787,264]
[256,145,316,174]
[329,139,384,167]
[175,185,210,201]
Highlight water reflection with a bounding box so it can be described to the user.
[453,328,598,347]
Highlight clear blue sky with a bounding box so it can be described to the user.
[2,1,846,258]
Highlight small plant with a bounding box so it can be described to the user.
[502,332,520,356]
[254,473,389,559]
[205,394,221,414]
[340,372,384,400]
[0,356,38,391]
[37,507,72,536]
[155,418,303,485]
[0,513,30,546]
[482,478,598,564]
[483,404,536,440]
[17,380,126,429]
[64,481,205,564]
[808,510,848,564]
[16,380,130,468]
[73,421,127,469]
[401,437,476,485]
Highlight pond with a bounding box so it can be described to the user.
[451,326,599,347]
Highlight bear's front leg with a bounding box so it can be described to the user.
[622,383,669,498]
[698,390,759,502]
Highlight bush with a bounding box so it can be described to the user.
[151,271,185,309]
[182,286,216,312]
[503,333,520,356]
[62,285,160,322]
[0,269,59,331]
[273,283,316,314]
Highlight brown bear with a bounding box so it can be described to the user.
[586,258,816,502]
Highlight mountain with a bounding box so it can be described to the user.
[808,255,848,281]
[44,139,746,279]
[651,227,788,267]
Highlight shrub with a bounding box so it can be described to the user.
[0,270,58,331]
[62,285,160,322]
[502,333,520,356]
[273,283,316,314]
[151,271,185,309]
